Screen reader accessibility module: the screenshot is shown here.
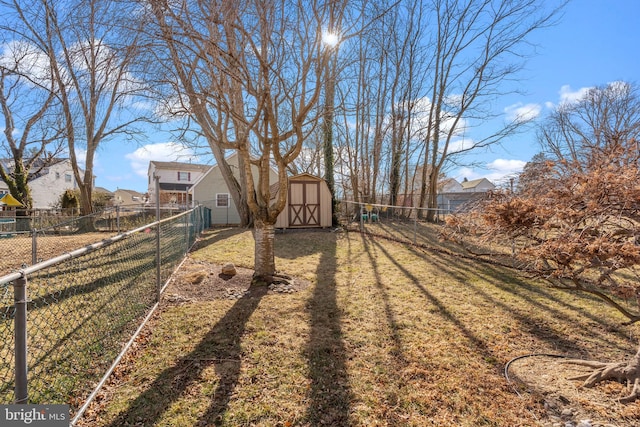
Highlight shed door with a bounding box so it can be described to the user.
[288,181,320,227]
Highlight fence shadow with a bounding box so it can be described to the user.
[105,284,267,426]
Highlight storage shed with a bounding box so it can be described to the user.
[275,174,332,229]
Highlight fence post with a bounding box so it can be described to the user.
[155,175,161,303]
[184,211,189,253]
[413,208,417,245]
[116,205,121,234]
[14,274,28,404]
[31,229,37,266]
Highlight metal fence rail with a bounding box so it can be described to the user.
[0,206,210,418]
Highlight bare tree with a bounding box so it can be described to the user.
[1,0,150,228]
[539,81,640,173]
[445,81,640,403]
[0,38,64,211]
[416,0,563,222]
[149,0,338,280]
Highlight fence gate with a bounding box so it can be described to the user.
[288,181,320,227]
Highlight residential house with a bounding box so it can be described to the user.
[113,188,145,207]
[189,152,278,225]
[0,158,86,208]
[438,177,496,213]
[460,177,495,192]
[147,161,212,207]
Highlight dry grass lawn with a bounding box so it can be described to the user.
[0,233,112,276]
[78,227,640,426]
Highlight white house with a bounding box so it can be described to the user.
[0,158,86,208]
[190,152,278,225]
[147,161,212,206]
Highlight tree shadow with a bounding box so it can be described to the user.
[106,284,267,427]
[425,251,635,355]
[304,232,352,426]
[360,234,407,364]
[362,229,634,355]
[365,234,499,364]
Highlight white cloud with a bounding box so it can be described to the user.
[504,102,541,123]
[487,158,526,175]
[559,84,591,105]
[408,97,467,140]
[453,167,479,181]
[451,159,526,188]
[125,142,198,177]
[446,137,475,154]
[75,148,88,171]
[0,40,52,85]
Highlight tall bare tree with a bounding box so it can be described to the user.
[149,0,338,280]
[415,0,563,221]
[1,0,150,227]
[0,38,64,211]
[539,81,640,173]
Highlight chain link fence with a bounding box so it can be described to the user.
[0,207,188,277]
[0,205,210,419]
[339,200,452,246]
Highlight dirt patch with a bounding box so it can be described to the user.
[508,354,640,426]
[163,257,310,303]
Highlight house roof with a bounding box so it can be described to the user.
[114,188,144,197]
[95,187,114,195]
[460,178,494,190]
[189,152,277,190]
[268,174,327,201]
[290,173,324,181]
[149,161,211,173]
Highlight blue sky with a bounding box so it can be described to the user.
[452,0,640,186]
[94,0,639,193]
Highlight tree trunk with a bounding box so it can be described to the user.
[252,220,276,282]
[76,180,96,232]
[426,170,439,223]
[323,56,338,227]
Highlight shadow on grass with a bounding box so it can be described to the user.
[358,227,635,356]
[425,250,635,355]
[190,227,247,252]
[106,284,267,427]
[361,234,407,362]
[304,232,352,426]
[364,234,499,365]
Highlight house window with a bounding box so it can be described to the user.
[65,174,72,182]
[177,171,191,181]
[55,172,60,179]
[216,193,229,208]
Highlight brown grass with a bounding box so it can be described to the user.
[0,233,112,276]
[78,226,640,426]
